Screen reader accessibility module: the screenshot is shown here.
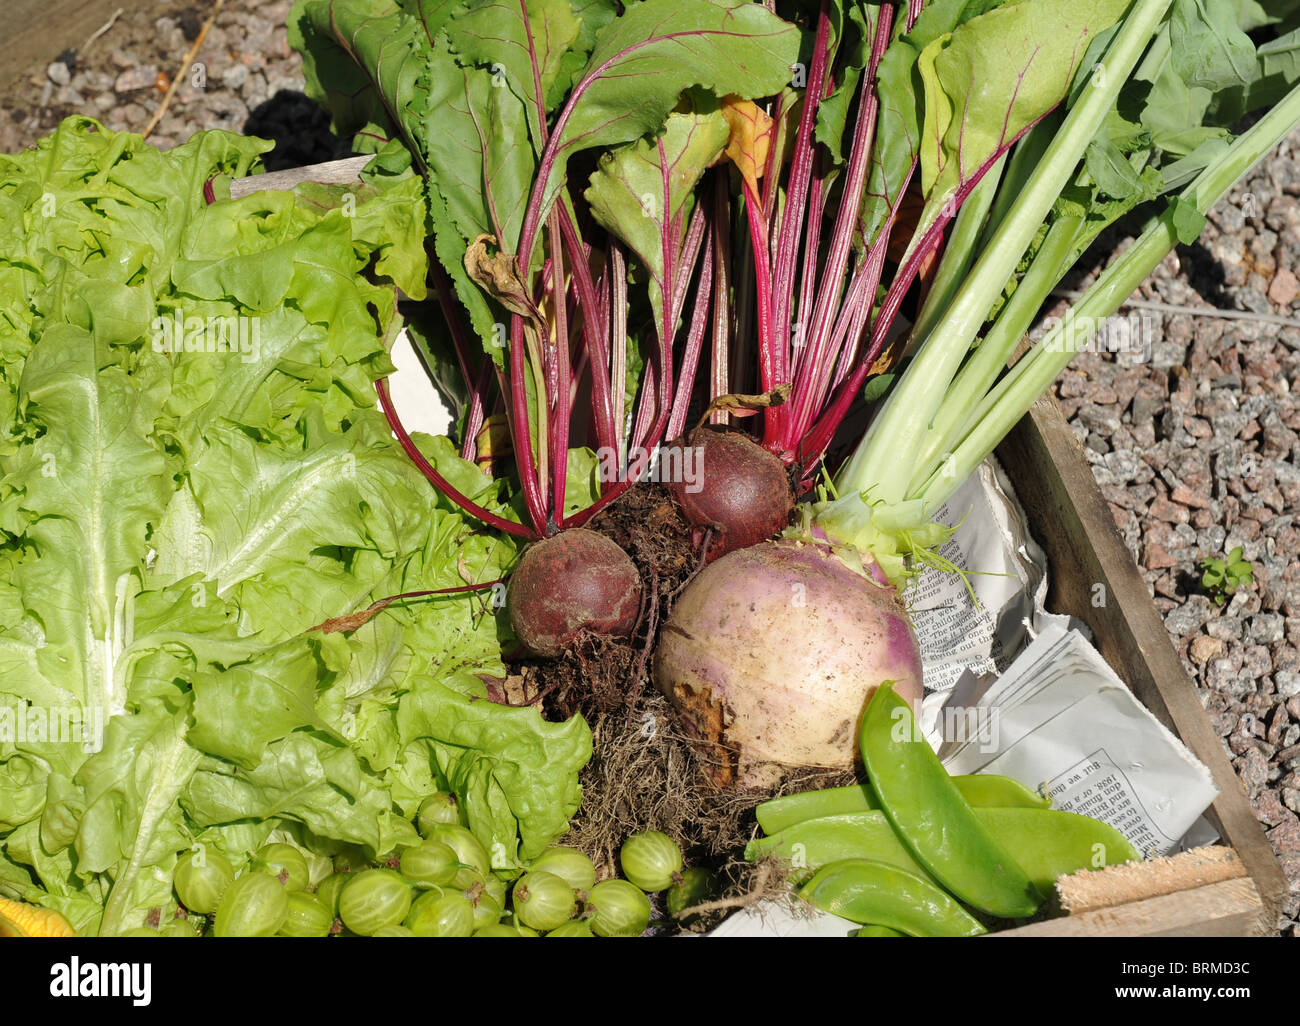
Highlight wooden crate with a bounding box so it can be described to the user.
[995,394,1287,936]
[229,159,1288,937]
[0,1,122,88]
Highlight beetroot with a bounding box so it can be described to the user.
[662,428,795,561]
[507,529,642,658]
[653,536,923,787]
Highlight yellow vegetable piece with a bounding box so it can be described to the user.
[0,896,77,937]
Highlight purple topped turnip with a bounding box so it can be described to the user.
[654,537,921,787]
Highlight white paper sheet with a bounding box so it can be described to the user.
[908,460,1048,694]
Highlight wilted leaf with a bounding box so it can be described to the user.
[696,384,792,428]
[465,234,543,323]
[474,412,513,471]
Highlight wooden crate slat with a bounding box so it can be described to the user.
[228,155,373,199]
[994,877,1266,937]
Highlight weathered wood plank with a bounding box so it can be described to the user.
[996,394,1288,935]
[994,877,1266,937]
[1,1,122,89]
[1057,844,1246,915]
[229,155,372,199]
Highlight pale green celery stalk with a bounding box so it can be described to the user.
[917,137,1155,487]
[914,81,1300,510]
[972,116,1058,259]
[907,151,1008,352]
[908,212,1085,491]
[832,0,1173,510]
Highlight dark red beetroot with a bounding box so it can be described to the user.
[507,529,643,658]
[662,428,795,561]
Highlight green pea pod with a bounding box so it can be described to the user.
[755,786,879,835]
[976,808,1140,893]
[861,683,1042,918]
[755,773,1048,835]
[746,811,923,877]
[856,924,908,937]
[747,808,1140,892]
[954,775,1049,812]
[799,858,987,937]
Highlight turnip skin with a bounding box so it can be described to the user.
[507,529,642,658]
[663,428,795,561]
[653,537,922,786]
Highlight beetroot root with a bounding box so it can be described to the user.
[507,529,643,658]
[663,428,794,562]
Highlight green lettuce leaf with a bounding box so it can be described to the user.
[395,676,591,862]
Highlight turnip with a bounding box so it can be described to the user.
[654,537,921,787]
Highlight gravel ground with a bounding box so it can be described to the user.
[1051,152,1300,936]
[0,1,347,167]
[2,0,1298,936]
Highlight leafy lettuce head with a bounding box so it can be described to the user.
[0,118,589,936]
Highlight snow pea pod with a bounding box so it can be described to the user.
[954,774,1049,812]
[746,811,924,877]
[856,924,907,937]
[755,773,1048,834]
[860,683,1042,918]
[799,858,987,937]
[977,807,1140,893]
[748,808,1139,892]
[755,785,880,834]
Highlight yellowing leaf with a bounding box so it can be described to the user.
[722,95,774,203]
[475,412,513,472]
[464,234,542,324]
[696,384,791,429]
